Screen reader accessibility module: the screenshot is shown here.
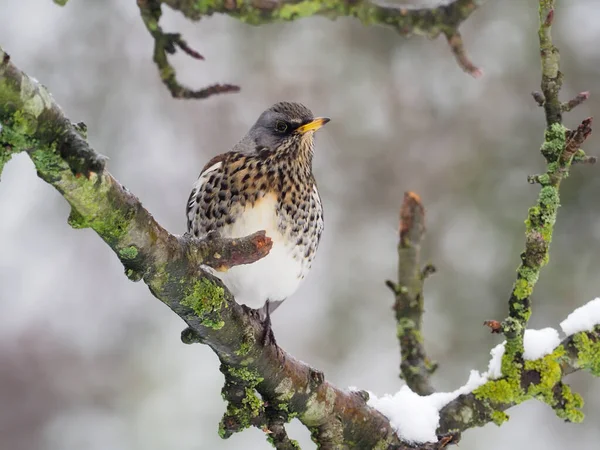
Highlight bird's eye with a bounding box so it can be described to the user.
[275,121,288,133]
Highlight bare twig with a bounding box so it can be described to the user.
[445,31,482,77]
[388,192,437,395]
[538,3,562,126]
[561,91,590,112]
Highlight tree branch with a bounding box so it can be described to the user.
[438,327,600,434]
[137,0,240,99]
[387,192,437,395]
[501,0,592,376]
[0,45,457,450]
[131,0,486,99]
[434,0,597,435]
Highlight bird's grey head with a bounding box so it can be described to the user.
[242,102,330,160]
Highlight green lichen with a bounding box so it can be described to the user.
[474,346,582,424]
[555,384,584,422]
[513,278,533,301]
[301,386,336,423]
[1,119,38,155]
[536,173,551,185]
[490,410,509,426]
[227,366,264,384]
[540,123,567,161]
[181,278,226,329]
[235,340,252,357]
[219,364,266,438]
[221,388,263,433]
[67,208,87,229]
[242,386,262,417]
[539,185,560,207]
[279,1,324,20]
[474,378,519,405]
[573,332,600,376]
[11,110,38,136]
[397,317,417,337]
[217,422,227,439]
[119,245,138,260]
[524,350,563,404]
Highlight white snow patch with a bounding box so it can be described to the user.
[523,328,561,360]
[486,328,560,380]
[560,298,600,336]
[366,371,487,443]
[366,328,561,443]
[367,386,440,443]
[486,342,505,380]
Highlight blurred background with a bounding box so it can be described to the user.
[1,0,599,449]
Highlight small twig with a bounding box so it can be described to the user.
[561,91,590,112]
[137,0,239,100]
[393,191,437,395]
[572,148,597,165]
[445,31,482,78]
[538,5,562,125]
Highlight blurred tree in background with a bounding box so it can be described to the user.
[1,1,600,449]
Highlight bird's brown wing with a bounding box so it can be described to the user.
[186,153,229,233]
[201,153,228,173]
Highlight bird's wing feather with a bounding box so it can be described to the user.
[186,154,228,232]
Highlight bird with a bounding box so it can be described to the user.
[186,101,329,330]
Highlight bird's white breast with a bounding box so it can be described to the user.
[206,193,305,309]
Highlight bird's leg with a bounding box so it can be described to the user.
[260,300,277,347]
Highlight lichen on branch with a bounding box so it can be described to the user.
[131,0,485,99]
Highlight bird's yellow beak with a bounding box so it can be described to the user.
[296,117,330,134]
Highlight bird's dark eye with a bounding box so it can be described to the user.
[275,121,288,133]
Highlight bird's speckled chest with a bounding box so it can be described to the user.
[186,153,323,307]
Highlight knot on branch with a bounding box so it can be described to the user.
[56,124,107,176]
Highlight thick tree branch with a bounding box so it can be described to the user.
[0,46,459,450]
[387,192,437,395]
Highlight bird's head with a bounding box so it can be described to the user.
[246,102,330,162]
